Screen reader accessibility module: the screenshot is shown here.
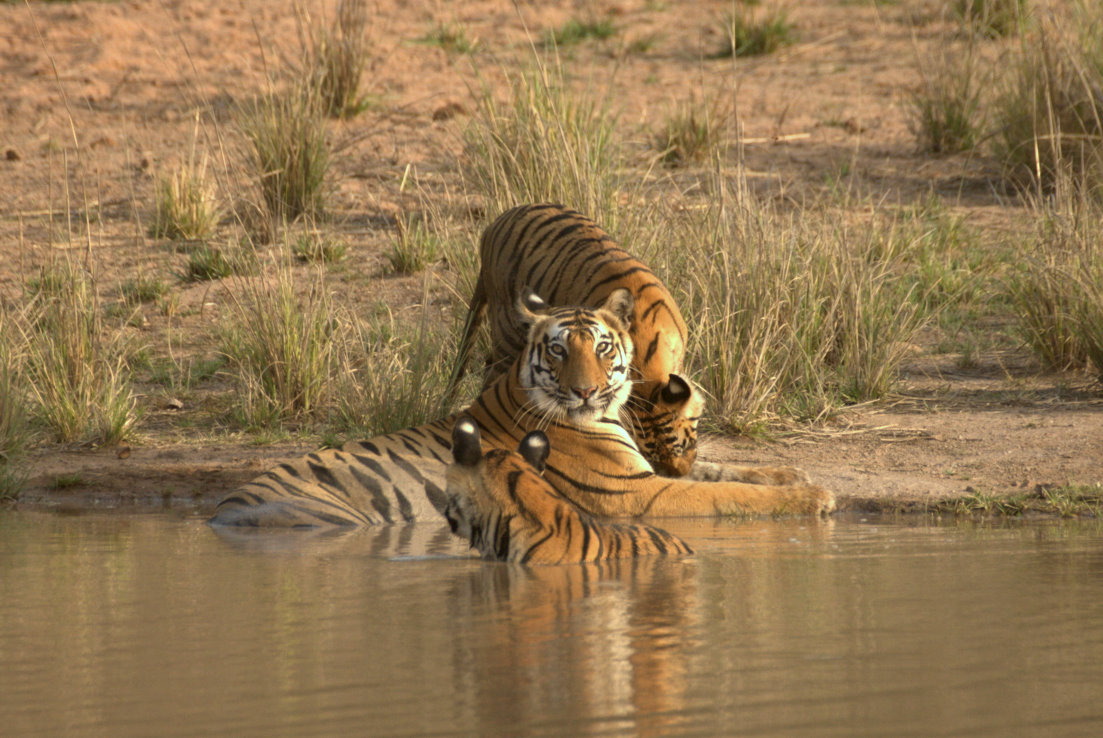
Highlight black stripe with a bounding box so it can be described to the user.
[347,464,394,523]
[645,526,668,554]
[387,448,429,484]
[351,453,393,483]
[306,459,348,497]
[586,265,651,291]
[394,486,415,521]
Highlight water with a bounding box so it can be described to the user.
[2,512,1102,737]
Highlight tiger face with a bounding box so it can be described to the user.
[518,288,635,425]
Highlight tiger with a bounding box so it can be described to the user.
[443,416,693,563]
[445,203,702,477]
[209,289,834,528]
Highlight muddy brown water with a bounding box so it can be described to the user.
[2,511,1102,737]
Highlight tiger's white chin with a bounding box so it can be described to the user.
[527,388,615,426]
[566,404,607,424]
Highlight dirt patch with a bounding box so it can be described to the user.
[1,0,1100,515]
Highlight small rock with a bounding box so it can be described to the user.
[432,101,465,121]
[116,446,132,460]
[165,398,185,411]
[4,148,19,161]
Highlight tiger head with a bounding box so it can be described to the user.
[628,372,704,477]
[443,416,552,559]
[517,288,635,425]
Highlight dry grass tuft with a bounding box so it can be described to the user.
[219,265,346,428]
[1010,173,1103,375]
[718,4,795,58]
[0,303,31,499]
[300,0,372,118]
[149,137,221,241]
[992,7,1103,189]
[955,0,1028,38]
[910,42,986,154]
[239,89,331,224]
[21,261,136,446]
[462,54,622,231]
[655,95,731,166]
[633,173,931,433]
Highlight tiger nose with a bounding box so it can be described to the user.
[572,386,596,400]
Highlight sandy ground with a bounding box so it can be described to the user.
[1,0,1101,515]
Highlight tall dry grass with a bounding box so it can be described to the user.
[458,47,934,431]
[992,5,1103,189]
[655,95,732,166]
[22,261,136,445]
[0,303,31,499]
[239,88,331,224]
[655,174,930,433]
[955,0,1028,38]
[909,41,986,154]
[219,265,346,429]
[300,0,372,118]
[1010,172,1103,376]
[719,4,795,58]
[219,257,460,434]
[149,120,221,241]
[334,290,461,437]
[462,54,623,231]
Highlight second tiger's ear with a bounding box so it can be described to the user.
[451,416,483,468]
[601,288,634,327]
[518,431,550,473]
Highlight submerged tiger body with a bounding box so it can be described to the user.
[211,291,834,529]
[444,418,693,563]
[447,203,702,477]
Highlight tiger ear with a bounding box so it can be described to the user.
[600,288,634,327]
[518,431,550,473]
[660,373,692,406]
[451,416,483,467]
[515,287,548,326]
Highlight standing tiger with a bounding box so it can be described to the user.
[446,203,701,477]
[444,418,693,563]
[210,289,833,528]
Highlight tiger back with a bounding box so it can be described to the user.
[447,203,702,477]
[444,418,693,564]
[211,290,833,529]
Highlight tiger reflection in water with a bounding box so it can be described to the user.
[446,553,698,735]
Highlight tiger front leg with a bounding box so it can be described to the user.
[638,479,836,518]
[687,460,811,486]
[712,482,836,517]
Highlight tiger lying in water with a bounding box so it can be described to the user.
[444,418,693,563]
[446,203,702,477]
[210,289,833,528]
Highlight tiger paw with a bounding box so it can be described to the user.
[806,485,836,516]
[779,485,836,516]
